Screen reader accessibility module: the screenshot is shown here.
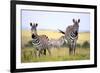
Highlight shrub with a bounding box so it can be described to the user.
[62,41,81,48]
[82,41,90,48]
[24,40,33,47]
[77,43,81,48]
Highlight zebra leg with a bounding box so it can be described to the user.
[38,50,41,57]
[73,48,76,55]
[69,43,73,55]
[70,48,73,55]
[73,47,76,55]
[34,50,37,58]
[43,49,46,55]
[41,49,46,56]
[69,44,73,55]
[73,41,76,55]
[38,49,43,57]
[35,48,39,58]
[47,48,51,55]
[69,46,71,55]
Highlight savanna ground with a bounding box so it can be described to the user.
[21,30,90,63]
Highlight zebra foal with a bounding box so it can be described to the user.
[49,36,65,49]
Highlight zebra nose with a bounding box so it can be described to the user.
[74,31,78,36]
[32,34,36,38]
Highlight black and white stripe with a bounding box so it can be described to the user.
[32,35,40,46]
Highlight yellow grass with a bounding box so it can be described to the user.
[78,32,90,44]
[38,30,64,39]
[22,30,90,43]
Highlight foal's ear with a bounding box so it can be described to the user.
[73,18,75,23]
[78,19,80,23]
[30,22,32,26]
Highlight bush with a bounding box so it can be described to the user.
[24,40,33,47]
[77,43,81,48]
[82,41,90,48]
[62,41,81,48]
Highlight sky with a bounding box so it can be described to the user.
[21,10,90,32]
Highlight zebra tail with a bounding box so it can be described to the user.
[58,29,65,34]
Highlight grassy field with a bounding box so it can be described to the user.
[21,30,90,63]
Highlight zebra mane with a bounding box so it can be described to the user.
[58,29,65,34]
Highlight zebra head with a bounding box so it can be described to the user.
[72,19,80,35]
[58,19,80,35]
[73,19,80,26]
[30,22,38,35]
[58,19,80,42]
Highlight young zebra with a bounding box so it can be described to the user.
[58,19,80,55]
[49,36,65,49]
[30,22,51,57]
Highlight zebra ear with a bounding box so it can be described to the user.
[58,29,65,34]
[78,19,80,23]
[30,22,32,26]
[73,19,75,23]
[35,23,38,27]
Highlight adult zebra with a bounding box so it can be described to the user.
[30,22,51,57]
[59,19,80,55]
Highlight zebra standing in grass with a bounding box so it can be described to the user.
[59,19,80,55]
[49,36,65,49]
[30,22,51,57]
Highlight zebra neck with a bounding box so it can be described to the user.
[32,36,40,46]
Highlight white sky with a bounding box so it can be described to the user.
[21,10,90,32]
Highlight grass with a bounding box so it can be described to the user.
[21,30,90,63]
[21,47,90,63]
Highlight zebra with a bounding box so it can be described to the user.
[58,19,80,55]
[49,36,65,49]
[30,22,51,57]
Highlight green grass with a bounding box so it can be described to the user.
[21,47,90,63]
